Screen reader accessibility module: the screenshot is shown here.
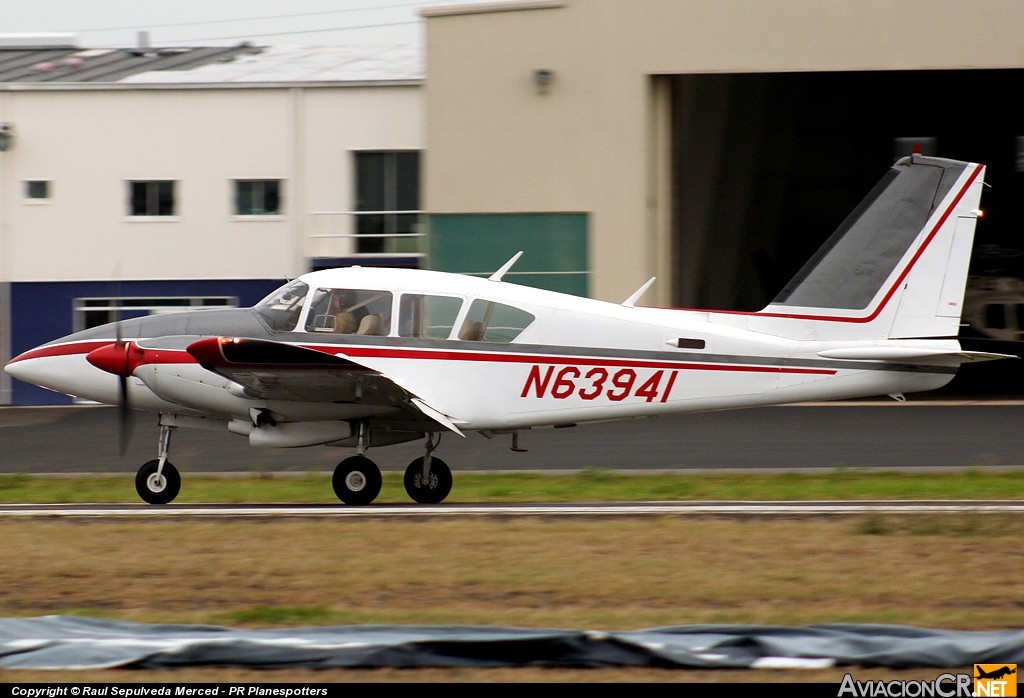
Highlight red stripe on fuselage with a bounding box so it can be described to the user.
[9,341,195,368]
[308,345,836,376]
[10,339,836,377]
[8,341,114,364]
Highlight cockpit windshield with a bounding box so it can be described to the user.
[254,279,309,331]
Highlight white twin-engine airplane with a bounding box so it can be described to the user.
[4,155,1010,505]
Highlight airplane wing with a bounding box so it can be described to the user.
[186,337,465,434]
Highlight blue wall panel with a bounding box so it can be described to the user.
[9,279,282,405]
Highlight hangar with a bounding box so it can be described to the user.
[421,0,1024,318]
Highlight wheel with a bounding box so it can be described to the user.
[332,455,382,505]
[135,459,181,505]
[404,456,452,504]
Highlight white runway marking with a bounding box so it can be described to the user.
[2,500,1023,518]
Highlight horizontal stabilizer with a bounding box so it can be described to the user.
[957,351,1018,363]
[817,347,1016,362]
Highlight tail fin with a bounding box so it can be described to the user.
[759,155,986,340]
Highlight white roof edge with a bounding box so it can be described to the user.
[1,80,422,92]
[421,1,566,18]
[120,45,423,86]
[0,33,79,48]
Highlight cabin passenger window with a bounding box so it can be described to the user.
[305,288,393,335]
[398,294,463,339]
[458,300,534,343]
[255,280,309,331]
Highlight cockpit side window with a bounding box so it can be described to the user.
[398,294,464,339]
[458,299,534,343]
[254,280,309,331]
[305,288,393,336]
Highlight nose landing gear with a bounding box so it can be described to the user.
[135,424,180,505]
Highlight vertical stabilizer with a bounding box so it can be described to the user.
[759,155,985,340]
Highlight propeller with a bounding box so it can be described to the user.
[115,317,133,455]
[85,298,135,456]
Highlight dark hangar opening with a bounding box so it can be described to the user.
[669,69,1024,321]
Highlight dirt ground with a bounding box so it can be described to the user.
[1,515,1022,682]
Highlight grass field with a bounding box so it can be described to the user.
[1,470,1022,683]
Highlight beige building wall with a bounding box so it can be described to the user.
[424,0,1024,304]
[0,83,421,283]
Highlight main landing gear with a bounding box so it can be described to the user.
[331,430,453,506]
[332,455,382,505]
[135,424,180,505]
[403,433,452,505]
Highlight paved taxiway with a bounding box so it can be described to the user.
[1,401,1023,475]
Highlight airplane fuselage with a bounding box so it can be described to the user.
[7,267,958,437]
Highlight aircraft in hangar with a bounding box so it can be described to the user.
[5,155,1010,506]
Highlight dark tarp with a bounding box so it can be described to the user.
[1,617,1023,670]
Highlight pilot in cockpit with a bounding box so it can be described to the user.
[330,290,361,334]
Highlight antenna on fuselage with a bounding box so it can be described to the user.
[622,277,656,307]
[488,251,524,281]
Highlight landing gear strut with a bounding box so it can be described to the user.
[135,424,180,505]
[404,433,452,504]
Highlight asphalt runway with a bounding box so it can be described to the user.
[2,401,1024,475]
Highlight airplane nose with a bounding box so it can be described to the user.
[3,348,74,388]
[4,338,125,403]
[3,355,35,382]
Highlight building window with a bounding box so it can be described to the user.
[24,180,51,200]
[354,151,420,253]
[73,296,237,331]
[129,180,175,216]
[235,179,282,215]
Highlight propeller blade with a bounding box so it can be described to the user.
[118,374,133,456]
[115,316,132,455]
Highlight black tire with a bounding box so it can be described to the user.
[404,456,452,504]
[332,455,382,505]
[135,459,181,505]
